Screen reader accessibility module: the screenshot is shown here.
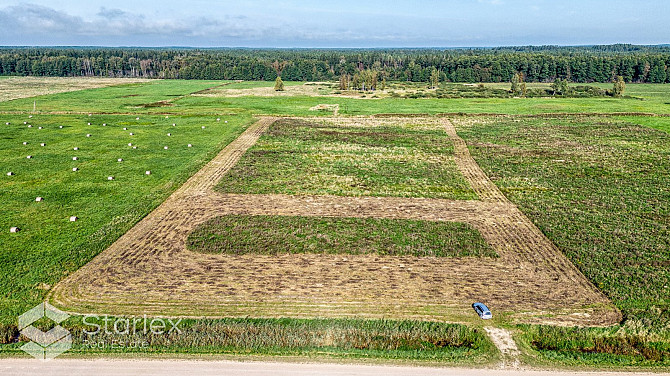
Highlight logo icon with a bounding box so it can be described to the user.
[18,302,72,360]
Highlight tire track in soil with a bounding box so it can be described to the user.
[49,116,620,326]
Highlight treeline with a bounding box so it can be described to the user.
[0,45,669,83]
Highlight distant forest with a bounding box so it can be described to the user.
[1,45,669,83]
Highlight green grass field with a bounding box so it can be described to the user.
[187,215,495,257]
[1,78,670,367]
[456,116,670,323]
[454,116,670,366]
[217,118,477,199]
[0,112,253,323]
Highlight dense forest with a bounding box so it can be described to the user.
[0,45,669,83]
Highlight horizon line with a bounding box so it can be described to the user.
[1,43,669,50]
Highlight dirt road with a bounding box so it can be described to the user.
[1,359,664,376]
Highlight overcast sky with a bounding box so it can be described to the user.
[0,1,668,47]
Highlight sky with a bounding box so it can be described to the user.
[0,0,668,47]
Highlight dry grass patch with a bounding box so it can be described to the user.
[0,77,149,102]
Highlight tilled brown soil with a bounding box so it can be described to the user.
[49,116,620,326]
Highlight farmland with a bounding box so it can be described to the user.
[0,78,669,367]
[45,115,617,327]
[0,107,253,322]
[217,117,477,199]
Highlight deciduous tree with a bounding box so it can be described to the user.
[274,76,285,91]
[613,75,625,97]
[510,72,526,97]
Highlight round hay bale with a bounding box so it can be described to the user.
[163,146,168,150]
[187,144,192,147]
[24,121,27,124]
[6,172,14,176]
[72,157,78,160]
[26,155,32,159]
[70,216,78,222]
[72,167,78,172]
[217,118,220,121]
[128,143,132,146]
[5,122,9,125]
[132,146,137,149]
[123,127,127,130]
[27,125,32,128]
[73,147,78,150]
[201,126,206,129]
[10,227,19,233]
[88,114,92,116]
[107,176,114,181]
[86,134,91,137]
[145,170,151,175]
[59,126,63,129]
[136,117,140,120]
[117,158,123,162]
[22,142,27,145]
[35,197,43,202]
[40,143,45,147]
[129,132,134,136]
[29,115,32,118]
[167,133,171,136]
[38,127,42,130]
[87,123,91,125]
[225,121,228,123]
[103,123,107,126]
[172,123,176,126]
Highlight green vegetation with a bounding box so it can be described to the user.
[273,76,285,91]
[613,75,626,97]
[510,72,527,97]
[187,215,496,258]
[0,112,252,324]
[217,118,477,199]
[0,79,226,113]
[458,116,670,325]
[0,317,496,363]
[173,88,670,116]
[519,326,670,367]
[455,116,670,365]
[2,45,670,83]
[1,78,670,367]
[1,81,669,117]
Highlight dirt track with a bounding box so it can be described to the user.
[3,358,661,376]
[49,117,620,325]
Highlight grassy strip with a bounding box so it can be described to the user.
[0,317,496,363]
[518,326,670,367]
[217,118,476,199]
[187,215,496,258]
